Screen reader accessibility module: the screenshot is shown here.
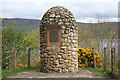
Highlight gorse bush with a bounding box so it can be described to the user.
[78,46,103,68]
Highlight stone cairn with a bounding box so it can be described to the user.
[40,6,78,73]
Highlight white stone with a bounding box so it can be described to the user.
[54,60,59,65]
[62,26,65,29]
[64,60,69,63]
[64,38,67,42]
[50,14,55,17]
[65,22,69,25]
[72,48,78,51]
[57,55,62,59]
[68,46,71,51]
[56,15,60,18]
[58,22,62,25]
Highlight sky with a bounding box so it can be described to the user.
[0,0,119,23]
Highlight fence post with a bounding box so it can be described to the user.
[113,48,116,74]
[28,48,31,67]
[111,48,116,75]
[92,48,96,69]
[13,49,16,72]
[104,47,107,71]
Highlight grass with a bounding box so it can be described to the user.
[79,67,111,77]
[2,66,40,78]
[118,69,120,76]
[2,66,120,78]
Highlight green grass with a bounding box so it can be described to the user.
[118,69,120,76]
[79,67,111,77]
[2,66,40,78]
[2,66,120,78]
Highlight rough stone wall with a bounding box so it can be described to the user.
[40,6,78,73]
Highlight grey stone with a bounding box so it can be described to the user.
[66,63,71,67]
[62,54,71,60]
[54,68,59,71]
[62,26,65,29]
[60,64,66,68]
[56,15,60,18]
[65,22,69,25]
[62,69,68,73]
[56,55,62,59]
[62,34,68,37]
[59,59,64,64]
[60,50,64,53]
[50,18,54,21]
[68,46,71,51]
[50,14,55,17]
[47,47,51,51]
[44,53,48,58]
[61,46,66,49]
[69,67,74,72]
[64,38,67,42]
[54,60,59,65]
[72,48,78,51]
[64,60,69,63]
[61,30,64,34]
[62,43,66,46]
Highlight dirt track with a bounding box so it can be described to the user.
[8,69,105,78]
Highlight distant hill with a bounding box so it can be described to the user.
[2,18,41,32]
[2,18,118,33]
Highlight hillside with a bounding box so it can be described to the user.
[2,18,41,32]
[2,18,118,33]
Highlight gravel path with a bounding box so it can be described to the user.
[8,69,105,78]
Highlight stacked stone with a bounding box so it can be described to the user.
[40,6,78,73]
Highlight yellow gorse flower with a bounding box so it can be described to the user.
[78,46,103,68]
[82,53,85,56]
[38,59,40,63]
[17,64,22,68]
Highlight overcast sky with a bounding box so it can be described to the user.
[0,0,119,22]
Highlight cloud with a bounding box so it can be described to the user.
[1,0,119,22]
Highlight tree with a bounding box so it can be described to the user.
[2,21,27,69]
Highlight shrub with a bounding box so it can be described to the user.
[78,46,103,68]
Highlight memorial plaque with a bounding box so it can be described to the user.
[50,29,58,42]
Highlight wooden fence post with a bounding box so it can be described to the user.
[114,48,116,74]
[92,48,96,69]
[13,49,16,72]
[104,47,107,71]
[28,48,31,67]
[111,48,116,75]
[118,41,120,74]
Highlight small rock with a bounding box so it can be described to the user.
[54,60,59,65]
[68,46,71,51]
[64,60,69,63]
[56,55,62,59]
[56,15,60,18]
[65,22,69,25]
[62,54,69,59]
[62,69,68,73]
[69,67,74,72]
[60,64,66,68]
[62,26,65,29]
[50,14,55,17]
[59,59,64,64]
